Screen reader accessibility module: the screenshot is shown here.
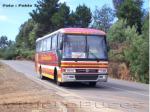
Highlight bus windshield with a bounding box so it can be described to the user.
[63,35,108,60]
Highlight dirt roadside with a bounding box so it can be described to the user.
[0,62,122,112]
[0,62,67,112]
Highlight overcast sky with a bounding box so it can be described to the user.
[0,0,149,41]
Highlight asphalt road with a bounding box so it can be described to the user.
[1,60,149,112]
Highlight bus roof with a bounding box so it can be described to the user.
[60,28,106,35]
[36,28,106,42]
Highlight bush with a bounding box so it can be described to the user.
[3,46,18,60]
[107,19,149,83]
[2,46,35,60]
[16,49,35,60]
[21,50,35,60]
[124,33,149,83]
[107,19,127,43]
[0,49,5,58]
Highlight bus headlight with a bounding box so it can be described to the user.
[62,75,75,81]
[98,68,107,74]
[63,68,76,73]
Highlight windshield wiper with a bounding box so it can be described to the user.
[88,51,100,61]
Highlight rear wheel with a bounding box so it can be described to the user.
[39,67,45,80]
[89,82,96,87]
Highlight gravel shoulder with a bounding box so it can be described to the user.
[0,62,68,112]
[0,62,122,112]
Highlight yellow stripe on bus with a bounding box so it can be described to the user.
[42,73,54,79]
[42,73,62,82]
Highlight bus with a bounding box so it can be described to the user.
[35,28,108,86]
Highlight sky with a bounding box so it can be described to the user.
[0,0,149,41]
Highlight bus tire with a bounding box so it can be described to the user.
[89,82,96,87]
[39,66,45,80]
[54,68,63,86]
[57,81,63,86]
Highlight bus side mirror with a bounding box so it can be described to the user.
[107,45,110,52]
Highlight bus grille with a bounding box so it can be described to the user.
[76,69,98,73]
[75,74,98,80]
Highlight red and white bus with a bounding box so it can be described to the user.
[35,28,108,86]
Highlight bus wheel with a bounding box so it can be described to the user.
[89,82,96,87]
[56,80,63,86]
[54,69,63,86]
[39,67,45,80]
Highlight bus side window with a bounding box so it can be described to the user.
[41,40,44,52]
[38,42,40,52]
[58,33,63,50]
[42,39,47,51]
[47,37,51,51]
[45,39,47,51]
[40,41,43,52]
[52,34,57,50]
[36,42,38,52]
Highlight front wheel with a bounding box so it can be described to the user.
[54,69,63,86]
[56,80,64,86]
[39,67,45,80]
[89,82,96,87]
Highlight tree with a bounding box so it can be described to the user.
[107,19,127,43]
[0,36,15,58]
[115,0,143,33]
[30,0,92,30]
[138,13,149,83]
[113,0,143,17]
[16,19,35,49]
[7,40,14,47]
[142,12,149,39]
[124,23,149,83]
[0,36,8,48]
[30,0,60,33]
[75,4,92,27]
[28,23,39,49]
[113,0,124,10]
[92,5,115,32]
[68,11,76,27]
[51,3,70,29]
[29,0,71,34]
[30,0,59,25]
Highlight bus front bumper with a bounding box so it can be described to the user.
[61,74,108,82]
